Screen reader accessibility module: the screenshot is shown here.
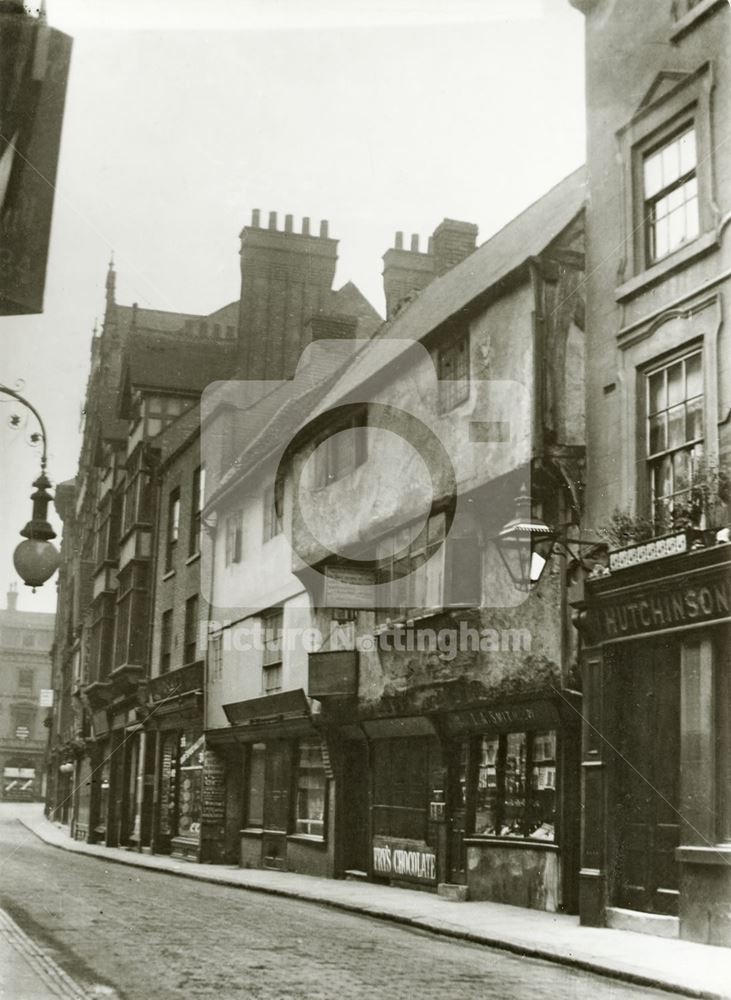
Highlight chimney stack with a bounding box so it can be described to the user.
[238,211,338,380]
[431,219,478,275]
[7,583,18,612]
[382,231,434,319]
[381,218,478,317]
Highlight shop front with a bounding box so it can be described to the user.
[441,694,580,912]
[577,538,731,945]
[364,718,443,890]
[145,661,205,861]
[212,689,335,878]
[309,653,581,910]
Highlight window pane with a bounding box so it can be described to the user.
[667,185,685,213]
[644,149,663,199]
[295,739,326,837]
[648,413,666,455]
[653,455,673,501]
[474,737,499,835]
[666,361,683,406]
[654,216,669,259]
[528,730,557,842]
[667,404,686,449]
[685,353,702,398]
[674,449,692,493]
[648,370,665,414]
[668,205,686,251]
[661,139,680,188]
[685,396,703,441]
[502,732,527,838]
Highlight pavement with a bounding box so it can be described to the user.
[0,906,90,1000]
[14,805,731,1000]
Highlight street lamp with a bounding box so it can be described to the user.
[1,384,60,590]
[496,486,607,592]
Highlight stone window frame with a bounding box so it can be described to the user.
[615,61,719,302]
[620,294,721,521]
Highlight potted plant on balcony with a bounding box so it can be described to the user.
[600,461,730,554]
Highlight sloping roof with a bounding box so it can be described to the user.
[116,304,202,335]
[385,166,585,343]
[209,167,586,503]
[124,332,237,395]
[307,166,586,413]
[326,282,383,337]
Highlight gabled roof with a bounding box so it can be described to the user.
[301,166,587,417]
[382,166,585,344]
[208,168,586,505]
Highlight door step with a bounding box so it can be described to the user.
[606,907,679,938]
[344,869,368,881]
[437,883,469,902]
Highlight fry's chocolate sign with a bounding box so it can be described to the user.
[372,838,437,883]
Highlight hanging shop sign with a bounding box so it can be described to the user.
[0,14,72,315]
[372,836,437,884]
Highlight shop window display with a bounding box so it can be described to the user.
[294,738,326,837]
[474,730,556,841]
[177,729,204,839]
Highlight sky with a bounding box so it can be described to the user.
[0,0,586,612]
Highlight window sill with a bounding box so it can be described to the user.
[463,837,559,851]
[670,0,726,41]
[185,552,200,566]
[161,569,175,581]
[615,231,718,304]
[676,844,731,866]
[240,827,264,837]
[287,833,326,845]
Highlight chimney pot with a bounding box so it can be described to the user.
[302,217,310,235]
[268,211,277,230]
[395,231,404,250]
[410,234,419,252]
[285,214,293,233]
[319,220,329,238]
[251,208,261,228]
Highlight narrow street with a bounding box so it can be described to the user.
[0,806,691,1000]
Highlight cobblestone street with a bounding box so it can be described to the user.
[0,808,692,1000]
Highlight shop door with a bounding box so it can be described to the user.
[448,739,469,884]
[614,645,680,915]
[342,739,369,873]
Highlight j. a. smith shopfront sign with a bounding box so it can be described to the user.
[372,837,437,884]
[593,565,730,642]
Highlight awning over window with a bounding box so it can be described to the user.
[212,688,317,744]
